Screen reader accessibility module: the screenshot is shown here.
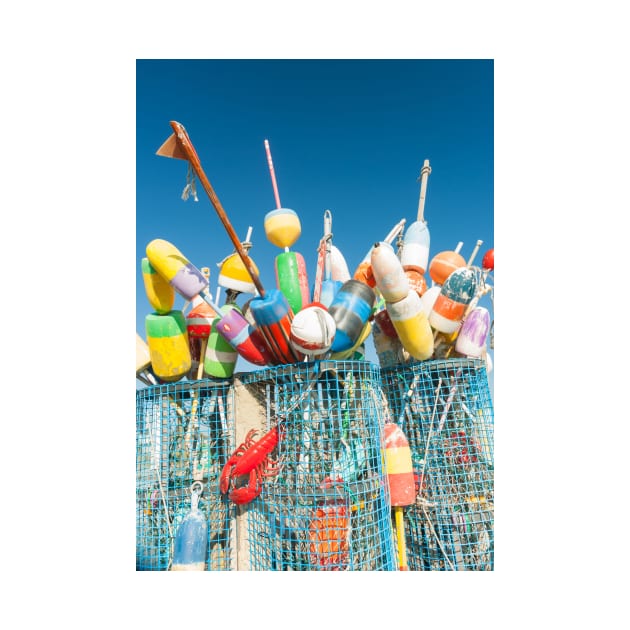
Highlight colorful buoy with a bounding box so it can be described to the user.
[428,249,466,286]
[290,304,336,356]
[141,257,175,314]
[399,221,430,275]
[328,280,375,352]
[249,289,304,364]
[264,207,301,249]
[145,310,191,382]
[205,305,239,378]
[455,306,491,358]
[330,245,351,282]
[482,248,494,272]
[217,252,259,295]
[383,423,415,506]
[275,250,310,314]
[429,267,478,334]
[404,266,428,298]
[146,238,208,300]
[387,290,434,360]
[370,242,409,304]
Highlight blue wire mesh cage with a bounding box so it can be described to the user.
[232,360,397,571]
[381,358,494,570]
[136,380,235,570]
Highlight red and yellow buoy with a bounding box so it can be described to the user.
[383,423,416,570]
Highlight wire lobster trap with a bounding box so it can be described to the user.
[381,358,494,571]
[136,379,236,570]
[231,360,397,571]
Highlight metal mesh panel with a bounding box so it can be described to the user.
[234,361,397,570]
[381,358,494,570]
[136,380,235,570]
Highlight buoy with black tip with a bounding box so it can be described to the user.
[353,219,406,288]
[370,242,409,304]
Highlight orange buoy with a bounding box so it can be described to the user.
[428,249,466,286]
[403,266,428,298]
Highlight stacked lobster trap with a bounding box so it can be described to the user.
[380,358,494,570]
[233,360,397,570]
[136,379,236,570]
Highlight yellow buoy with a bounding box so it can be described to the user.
[387,290,434,360]
[264,208,301,249]
[217,252,259,295]
[141,257,175,314]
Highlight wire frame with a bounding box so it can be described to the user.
[234,360,397,571]
[136,379,236,570]
[381,358,494,570]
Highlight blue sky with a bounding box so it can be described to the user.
[136,59,494,376]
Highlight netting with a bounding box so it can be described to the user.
[234,360,397,570]
[381,358,494,570]
[136,380,235,570]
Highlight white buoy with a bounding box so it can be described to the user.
[290,304,336,357]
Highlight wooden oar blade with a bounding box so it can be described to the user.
[156,132,188,160]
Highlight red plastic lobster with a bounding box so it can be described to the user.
[219,425,283,505]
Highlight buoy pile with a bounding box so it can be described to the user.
[137,123,494,386]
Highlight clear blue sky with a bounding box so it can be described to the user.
[136,59,493,373]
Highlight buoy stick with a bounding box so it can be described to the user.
[467,240,483,267]
[196,338,208,380]
[313,210,332,304]
[157,122,267,297]
[454,241,464,254]
[384,218,407,245]
[324,209,333,281]
[264,139,282,209]
[416,159,432,222]
[394,506,408,570]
